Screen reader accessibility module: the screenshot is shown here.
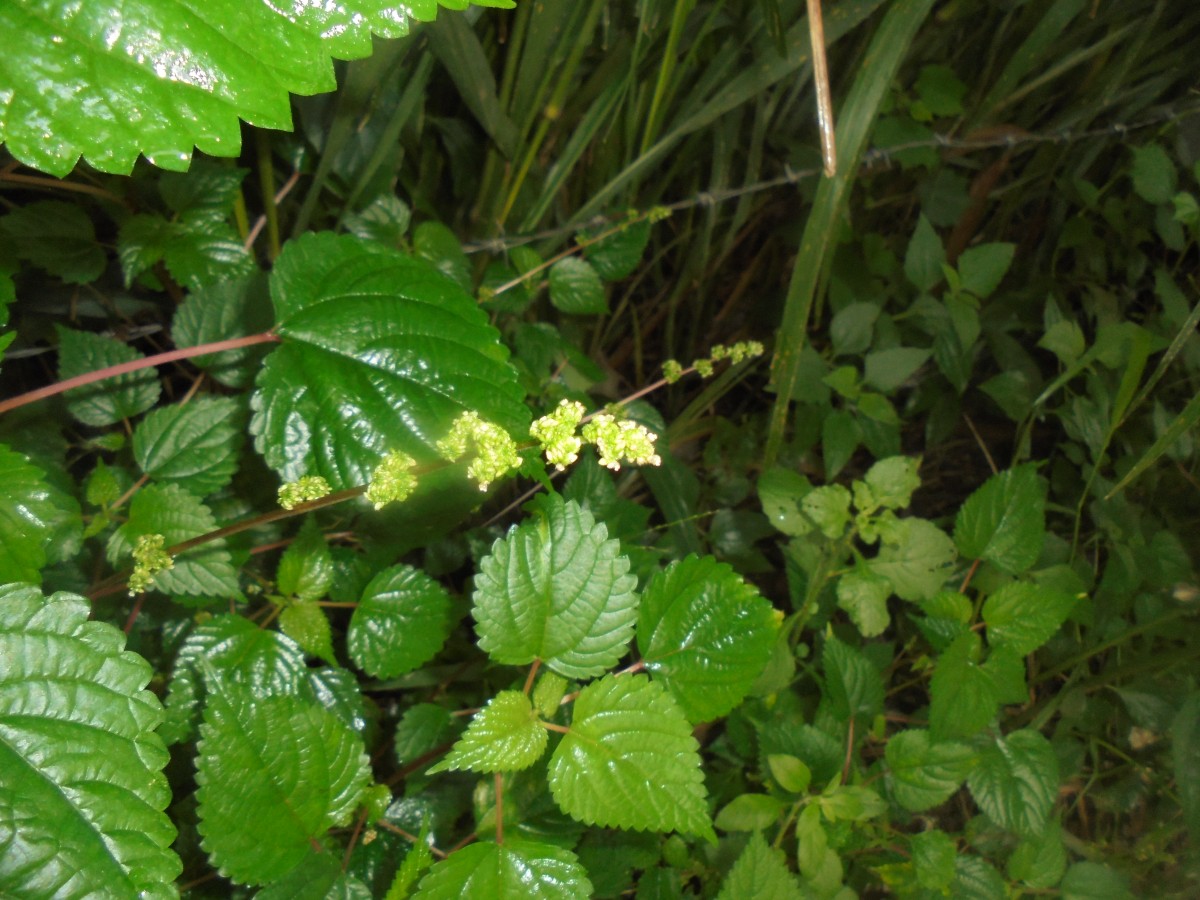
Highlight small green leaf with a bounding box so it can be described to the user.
[954,464,1046,574]
[767,754,812,794]
[863,347,930,392]
[548,674,714,841]
[172,273,274,389]
[348,564,452,679]
[120,209,254,290]
[836,568,893,638]
[823,636,884,723]
[868,517,957,601]
[714,793,786,832]
[582,219,651,281]
[429,690,547,774]
[132,396,243,497]
[957,243,1015,298]
[967,729,1058,837]
[716,832,804,900]
[819,784,886,822]
[1007,823,1067,889]
[532,672,569,719]
[280,600,336,665]
[473,497,638,679]
[57,327,161,427]
[802,484,852,539]
[637,555,779,722]
[953,855,1007,900]
[758,467,813,536]
[277,518,335,602]
[0,444,74,584]
[196,683,371,885]
[412,840,591,899]
[929,632,998,741]
[904,215,945,292]
[823,409,861,479]
[345,194,412,247]
[0,200,105,283]
[1130,143,1177,205]
[982,582,1076,656]
[384,819,434,900]
[830,302,880,356]
[853,455,921,512]
[911,829,957,891]
[0,585,181,895]
[548,257,607,315]
[915,64,967,116]
[394,703,455,766]
[885,729,977,812]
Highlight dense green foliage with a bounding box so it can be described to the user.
[1,0,1199,897]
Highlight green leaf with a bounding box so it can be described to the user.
[1174,692,1200,841]
[904,215,945,292]
[548,257,608,315]
[982,582,1076,656]
[548,674,714,841]
[0,585,180,895]
[196,682,371,885]
[251,233,527,490]
[119,210,255,291]
[132,396,243,497]
[868,517,957,601]
[830,302,880,356]
[57,327,161,427]
[823,636,884,723]
[967,729,1058,837]
[348,564,452,679]
[802,484,852,539]
[1130,144,1177,205]
[394,703,454,766]
[836,568,892,638]
[863,347,930,392]
[345,194,412,247]
[767,754,812,794]
[954,464,1046,574]
[429,691,548,774]
[108,483,241,602]
[929,632,998,741]
[758,467,814,536]
[413,840,591,900]
[637,555,778,722]
[280,600,336,665]
[0,200,105,283]
[0,444,73,583]
[473,497,638,679]
[714,793,787,832]
[716,832,804,900]
[582,219,651,281]
[384,820,434,899]
[957,243,1015,298]
[885,730,977,812]
[1060,862,1134,899]
[853,455,921,512]
[911,829,957,891]
[277,518,335,602]
[532,672,569,719]
[1007,823,1067,889]
[412,220,472,291]
[172,272,274,389]
[0,1,508,176]
[953,855,1007,900]
[822,409,861,479]
[914,64,966,116]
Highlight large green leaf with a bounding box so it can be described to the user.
[413,840,591,899]
[0,584,180,896]
[982,582,1076,656]
[57,327,161,427]
[347,564,452,679]
[0,444,74,583]
[132,396,244,497]
[196,681,371,885]
[885,729,978,812]
[637,554,778,723]
[716,832,804,900]
[547,674,715,841]
[0,0,514,176]
[428,690,547,774]
[473,497,638,679]
[251,232,527,490]
[966,729,1058,837]
[868,517,957,601]
[954,465,1046,574]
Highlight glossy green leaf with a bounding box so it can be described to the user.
[394,703,455,766]
[0,584,180,895]
[57,327,161,427]
[132,396,243,497]
[348,564,452,679]
[904,215,945,292]
[276,518,335,602]
[384,819,434,899]
[583,219,651,281]
[428,690,547,774]
[836,568,893,638]
[929,632,998,741]
[280,600,336,665]
[251,232,527,490]
[548,674,715,841]
[412,840,591,900]
[119,210,254,290]
[473,497,638,679]
[885,729,978,812]
[982,582,1076,656]
[548,257,607,315]
[172,273,274,389]
[716,832,804,900]
[0,445,73,584]
[758,467,814,536]
[196,682,371,885]
[957,243,1015,299]
[108,483,240,603]
[954,464,1046,574]
[0,200,105,283]
[869,517,957,601]
[966,729,1058,837]
[637,555,778,722]
[714,793,786,832]
[0,0,511,176]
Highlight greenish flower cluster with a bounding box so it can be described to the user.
[278,475,332,510]
[581,414,662,471]
[437,411,521,491]
[663,339,765,384]
[530,400,586,470]
[662,360,685,384]
[364,450,418,509]
[128,533,173,596]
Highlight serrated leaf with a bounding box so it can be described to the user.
[716,832,804,900]
[132,396,243,496]
[384,819,434,900]
[868,517,957,601]
[853,455,921,512]
[836,568,892,638]
[348,564,451,679]
[904,215,944,292]
[277,518,335,602]
[954,855,1007,900]
[637,555,778,722]
[108,483,241,603]
[582,219,651,281]
[172,272,274,388]
[57,327,161,427]
[532,672,568,719]
[412,840,590,900]
[548,674,714,841]
[119,210,254,290]
[954,464,1046,574]
[428,690,547,774]
[929,632,998,741]
[957,243,1015,299]
[1007,823,1067,889]
[885,729,977,811]
[196,682,371,885]
[280,600,336,665]
[250,233,527,491]
[823,636,884,723]
[714,793,786,832]
[345,194,412,247]
[966,729,1058,837]
[982,582,1076,656]
[548,257,607,314]
[395,703,455,766]
[0,200,105,283]
[0,444,73,583]
[802,484,852,538]
[473,497,638,679]
[0,584,180,895]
